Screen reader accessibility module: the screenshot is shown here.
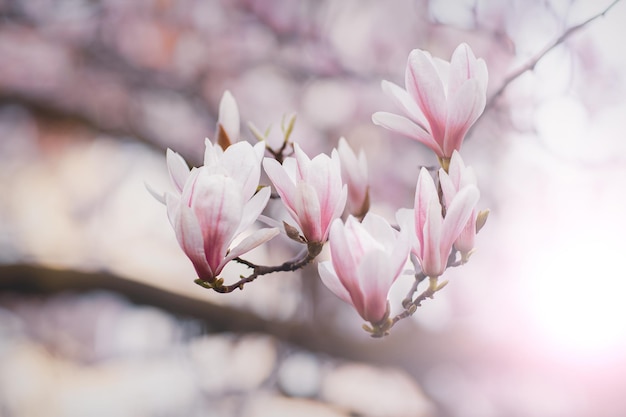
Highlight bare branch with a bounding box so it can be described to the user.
[486,0,623,109]
[195,241,323,293]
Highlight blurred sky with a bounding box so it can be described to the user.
[2,0,626,416]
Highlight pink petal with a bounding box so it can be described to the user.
[338,138,368,213]
[294,182,322,242]
[168,197,213,280]
[357,250,394,323]
[449,43,488,95]
[328,218,362,305]
[190,175,244,272]
[293,144,311,181]
[319,261,353,305]
[414,168,438,249]
[448,43,474,96]
[372,112,444,157]
[421,196,444,277]
[440,185,479,259]
[381,80,429,128]
[263,158,297,214]
[443,79,486,156]
[406,49,447,142]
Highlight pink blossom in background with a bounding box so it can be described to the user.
[397,167,478,278]
[372,43,488,161]
[337,137,370,218]
[318,214,409,324]
[439,150,480,259]
[165,140,278,282]
[263,144,347,243]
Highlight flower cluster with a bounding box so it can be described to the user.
[150,43,489,336]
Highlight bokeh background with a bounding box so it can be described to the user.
[1,0,626,416]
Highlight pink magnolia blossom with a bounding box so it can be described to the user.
[337,137,370,218]
[215,90,240,149]
[438,151,479,259]
[263,144,347,243]
[397,167,478,278]
[372,43,488,162]
[318,214,410,324]
[165,140,278,282]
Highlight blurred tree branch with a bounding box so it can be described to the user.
[487,0,623,109]
[0,263,479,376]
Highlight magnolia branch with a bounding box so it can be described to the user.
[368,250,465,338]
[194,241,323,293]
[486,0,622,109]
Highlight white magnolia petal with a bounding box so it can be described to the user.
[440,185,479,257]
[361,212,396,250]
[381,80,429,129]
[263,157,297,213]
[396,207,419,255]
[222,227,280,268]
[252,141,266,161]
[319,261,353,305]
[372,112,444,157]
[218,90,240,142]
[166,149,190,194]
[145,181,166,204]
[388,227,411,279]
[236,186,272,236]
[406,49,447,140]
[221,141,262,201]
[203,139,223,168]
[443,79,485,156]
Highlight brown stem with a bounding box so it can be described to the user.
[195,241,323,293]
[387,250,464,335]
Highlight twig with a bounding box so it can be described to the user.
[194,241,323,293]
[486,0,623,109]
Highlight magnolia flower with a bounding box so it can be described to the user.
[318,214,409,324]
[165,140,278,282]
[337,137,370,219]
[263,144,347,243]
[215,90,240,150]
[397,167,478,278]
[372,43,488,165]
[438,151,481,260]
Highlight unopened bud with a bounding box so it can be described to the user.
[475,209,490,233]
[283,221,306,243]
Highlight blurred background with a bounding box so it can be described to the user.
[1,0,626,416]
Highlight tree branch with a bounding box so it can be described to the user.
[486,0,623,109]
